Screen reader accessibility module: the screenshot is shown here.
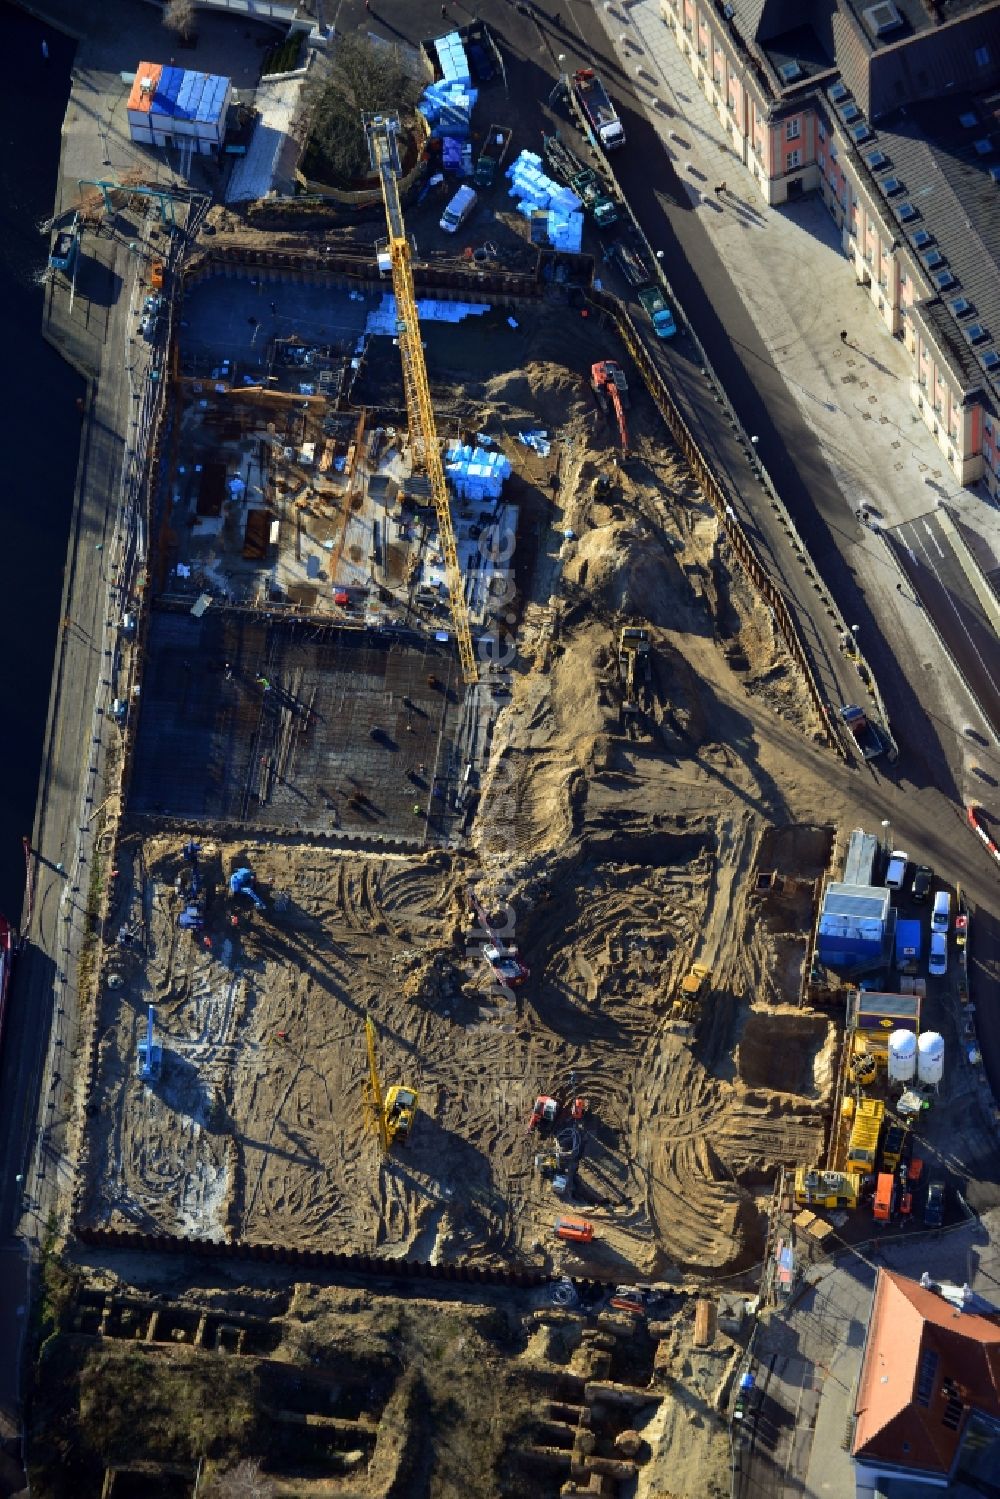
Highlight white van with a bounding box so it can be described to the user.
[440,184,477,234]
[885,850,909,890]
[931,890,951,933]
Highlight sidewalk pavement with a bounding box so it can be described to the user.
[594,0,1000,573]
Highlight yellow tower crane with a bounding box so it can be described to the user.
[364,112,477,684]
[364,1013,418,1152]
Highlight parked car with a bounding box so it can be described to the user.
[924,1179,946,1227]
[932,889,951,932]
[912,864,934,902]
[929,931,948,977]
[885,850,909,890]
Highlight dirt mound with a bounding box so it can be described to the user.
[484,361,590,426]
[563,519,692,624]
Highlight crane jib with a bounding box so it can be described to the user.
[364,111,478,684]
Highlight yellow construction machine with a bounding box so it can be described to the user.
[365,111,477,685]
[617,625,651,724]
[671,962,712,1022]
[793,1166,860,1211]
[364,1014,418,1152]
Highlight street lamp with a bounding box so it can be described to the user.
[881,818,891,856]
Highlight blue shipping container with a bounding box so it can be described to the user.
[895,918,922,966]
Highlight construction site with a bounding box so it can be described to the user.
[25,8,1000,1492]
[77,107,850,1289]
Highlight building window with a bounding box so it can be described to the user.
[786,118,801,141]
[974,45,991,67]
[818,121,826,142]
[830,143,838,161]
[787,149,802,169]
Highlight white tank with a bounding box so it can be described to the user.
[887,1029,917,1083]
[917,1031,945,1087]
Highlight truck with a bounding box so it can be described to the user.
[845,1097,884,1174]
[571,168,618,227]
[638,284,677,339]
[895,918,922,971]
[881,1122,908,1173]
[541,133,618,226]
[839,703,884,760]
[873,1170,895,1223]
[474,123,512,189]
[571,68,625,151]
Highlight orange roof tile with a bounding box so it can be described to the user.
[854,1269,1000,1475]
[128,63,163,114]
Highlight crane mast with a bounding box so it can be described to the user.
[364,112,477,684]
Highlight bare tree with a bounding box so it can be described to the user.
[301,32,424,185]
[207,1459,276,1499]
[163,0,197,43]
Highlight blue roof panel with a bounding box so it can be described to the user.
[155,67,228,123]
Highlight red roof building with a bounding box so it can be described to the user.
[853,1268,1000,1485]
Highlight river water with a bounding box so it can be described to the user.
[0,5,81,922]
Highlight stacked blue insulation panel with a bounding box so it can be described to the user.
[506,150,584,253]
[417,32,477,143]
[445,443,512,502]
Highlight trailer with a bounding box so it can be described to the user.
[474,123,512,188]
[839,703,884,760]
[571,168,618,227]
[605,239,649,289]
[540,133,618,225]
[571,68,625,151]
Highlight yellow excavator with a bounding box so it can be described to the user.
[618,625,651,721]
[364,1014,418,1152]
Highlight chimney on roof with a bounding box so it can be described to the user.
[140,74,153,95]
[921,1272,932,1288]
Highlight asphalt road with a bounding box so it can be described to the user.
[889,511,1000,740]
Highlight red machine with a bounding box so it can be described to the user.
[590,360,629,450]
[555,1216,594,1243]
[610,1287,647,1316]
[528,1094,587,1132]
[528,1095,559,1131]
